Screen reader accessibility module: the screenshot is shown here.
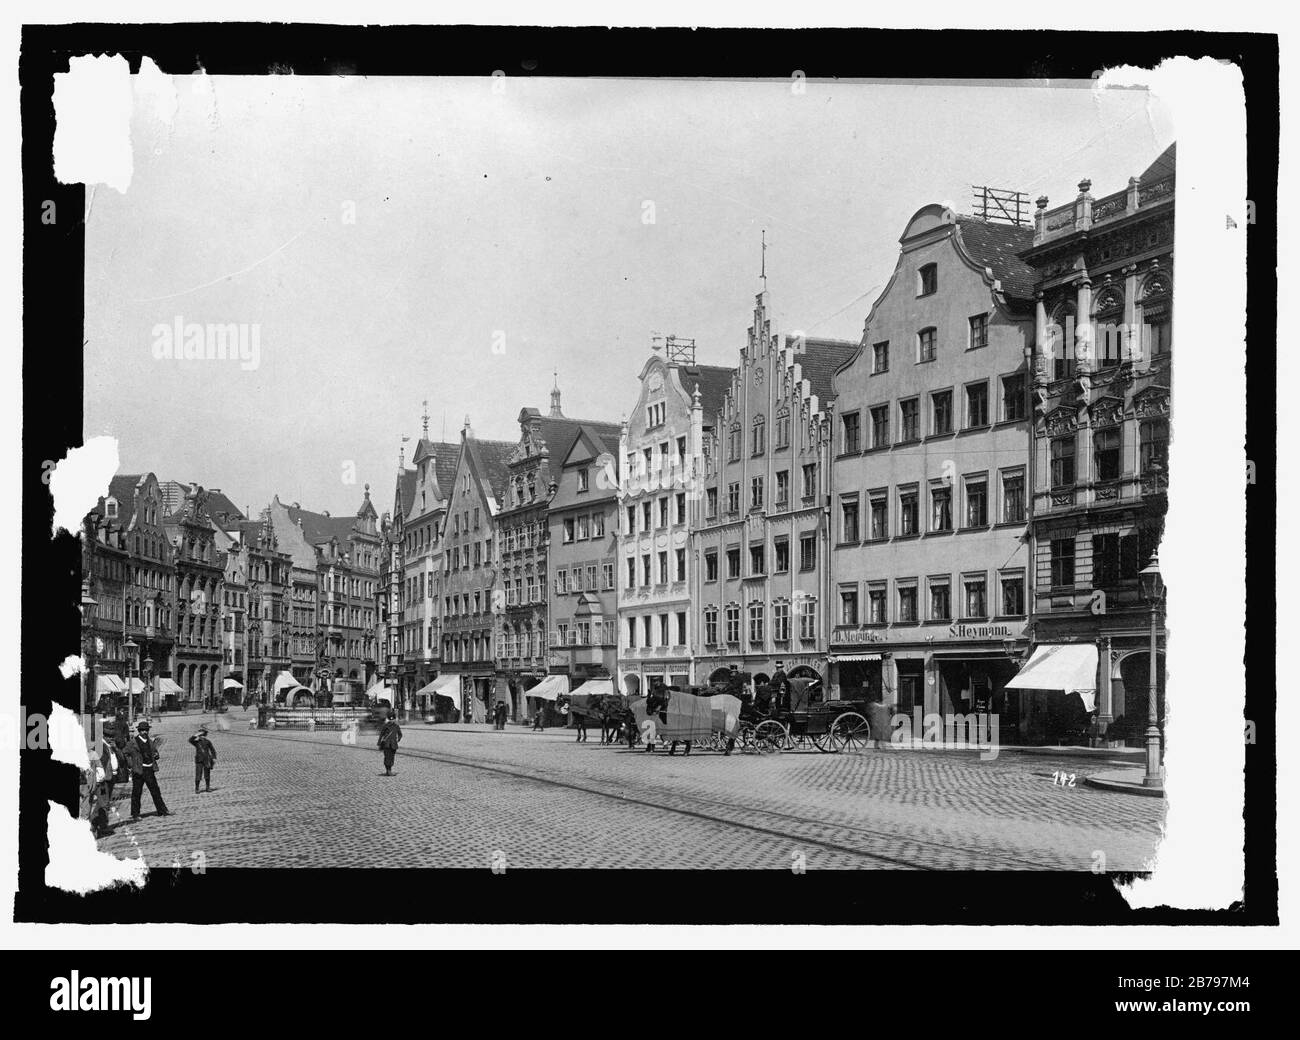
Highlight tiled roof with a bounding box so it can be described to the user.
[955,216,1037,304]
[794,338,858,403]
[285,503,359,547]
[204,491,245,527]
[430,442,461,500]
[397,468,418,517]
[675,363,736,425]
[465,438,517,504]
[1140,142,1175,183]
[535,415,621,470]
[106,474,143,514]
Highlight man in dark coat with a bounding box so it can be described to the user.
[377,711,402,775]
[771,661,792,714]
[126,720,170,819]
[188,726,217,793]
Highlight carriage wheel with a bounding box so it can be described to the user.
[828,711,871,753]
[754,720,788,753]
[811,729,835,753]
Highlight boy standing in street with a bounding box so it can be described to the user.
[189,726,217,793]
[378,710,402,776]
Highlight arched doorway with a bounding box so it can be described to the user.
[709,667,732,684]
[788,665,822,682]
[1116,650,1166,744]
[623,674,641,698]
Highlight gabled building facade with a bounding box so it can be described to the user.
[547,419,623,693]
[830,206,1036,729]
[694,290,854,690]
[394,430,460,710]
[1018,145,1174,744]
[496,383,621,715]
[165,484,227,707]
[439,421,515,721]
[616,349,735,696]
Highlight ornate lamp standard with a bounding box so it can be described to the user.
[142,655,154,721]
[124,638,139,727]
[1137,552,1165,788]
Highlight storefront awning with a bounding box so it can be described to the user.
[416,674,460,698]
[222,678,244,690]
[96,674,125,695]
[272,670,298,693]
[159,678,184,696]
[1005,643,1098,699]
[831,653,882,663]
[570,678,614,699]
[526,674,570,701]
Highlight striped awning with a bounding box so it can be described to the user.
[95,674,125,695]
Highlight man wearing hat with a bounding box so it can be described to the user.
[126,720,170,819]
[188,726,217,794]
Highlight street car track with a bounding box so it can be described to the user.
[235,727,1059,870]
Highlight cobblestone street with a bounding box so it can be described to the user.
[94,712,1165,872]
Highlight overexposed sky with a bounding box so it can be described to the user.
[84,75,1173,516]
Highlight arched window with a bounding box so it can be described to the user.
[1139,272,1172,360]
[751,414,766,456]
[1048,302,1077,380]
[1092,286,1124,368]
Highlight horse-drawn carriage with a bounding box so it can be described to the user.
[744,676,873,753]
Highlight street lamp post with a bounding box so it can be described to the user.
[80,581,98,747]
[142,655,154,721]
[124,638,139,727]
[1138,552,1164,788]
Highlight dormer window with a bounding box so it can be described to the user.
[917,263,938,297]
[105,498,118,519]
[577,469,589,493]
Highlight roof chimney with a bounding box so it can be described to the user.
[462,415,473,440]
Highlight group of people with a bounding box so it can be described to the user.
[86,712,218,840]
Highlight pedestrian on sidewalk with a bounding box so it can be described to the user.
[377,710,403,776]
[188,726,217,793]
[494,699,508,730]
[126,720,170,819]
[532,706,545,732]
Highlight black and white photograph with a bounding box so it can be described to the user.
[2,10,1287,991]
